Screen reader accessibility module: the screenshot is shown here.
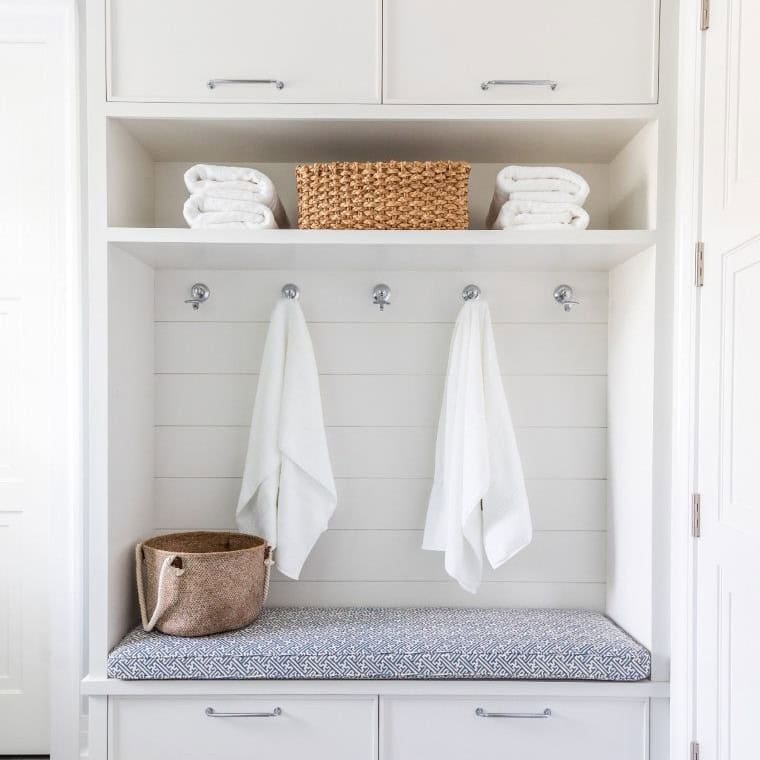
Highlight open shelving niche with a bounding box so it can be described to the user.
[96,105,667,691]
[107,107,658,236]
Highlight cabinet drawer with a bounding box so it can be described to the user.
[383,0,659,104]
[108,0,381,103]
[380,696,648,760]
[109,696,377,760]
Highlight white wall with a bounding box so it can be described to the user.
[108,249,155,646]
[606,248,655,647]
[107,119,155,228]
[608,122,658,230]
[150,268,608,608]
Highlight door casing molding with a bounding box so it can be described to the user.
[668,0,705,757]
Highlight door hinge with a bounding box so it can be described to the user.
[695,241,705,287]
[700,0,710,30]
[691,741,701,760]
[691,494,701,538]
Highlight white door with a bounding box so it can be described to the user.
[383,0,659,104]
[108,0,381,103]
[0,3,67,753]
[696,1,760,758]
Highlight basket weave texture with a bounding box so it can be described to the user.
[136,531,269,637]
[296,161,471,230]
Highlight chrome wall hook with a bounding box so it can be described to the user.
[281,283,300,300]
[462,284,481,301]
[372,284,392,311]
[553,284,580,312]
[185,283,210,311]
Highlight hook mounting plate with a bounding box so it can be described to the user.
[185,283,211,311]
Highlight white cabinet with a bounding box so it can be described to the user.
[380,696,648,760]
[107,0,381,103]
[109,696,378,760]
[107,0,658,105]
[106,692,652,760]
[383,0,659,104]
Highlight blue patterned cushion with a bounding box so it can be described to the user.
[107,607,651,681]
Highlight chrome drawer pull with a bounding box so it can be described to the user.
[475,707,552,719]
[205,707,282,718]
[480,79,558,91]
[207,78,284,90]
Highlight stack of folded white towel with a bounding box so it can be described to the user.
[183,164,288,230]
[487,166,590,230]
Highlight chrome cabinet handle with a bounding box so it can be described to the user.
[475,707,552,719]
[207,78,284,90]
[205,707,282,718]
[480,79,558,91]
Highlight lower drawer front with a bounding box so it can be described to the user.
[109,696,377,760]
[381,696,648,760]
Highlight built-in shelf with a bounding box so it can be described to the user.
[107,104,657,164]
[81,673,670,698]
[107,228,657,271]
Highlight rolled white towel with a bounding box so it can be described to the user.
[184,164,288,228]
[183,193,278,230]
[487,165,590,227]
[491,200,590,231]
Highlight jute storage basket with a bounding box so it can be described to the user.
[135,531,272,637]
[296,160,471,230]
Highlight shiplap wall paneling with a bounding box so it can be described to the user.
[153,269,608,608]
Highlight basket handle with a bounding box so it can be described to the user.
[135,543,182,632]
[263,544,274,603]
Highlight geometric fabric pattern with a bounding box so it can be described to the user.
[107,607,651,681]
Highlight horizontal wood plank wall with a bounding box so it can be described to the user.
[153,269,608,608]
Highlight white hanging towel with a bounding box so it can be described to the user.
[423,299,532,593]
[184,164,289,228]
[236,298,336,579]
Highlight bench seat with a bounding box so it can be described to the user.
[106,607,651,681]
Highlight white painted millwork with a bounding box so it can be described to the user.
[81,0,686,757]
[696,0,760,758]
[105,107,657,163]
[383,0,659,105]
[82,677,669,698]
[154,426,606,480]
[108,230,658,271]
[154,322,607,376]
[0,4,73,753]
[107,0,659,106]
[108,0,381,103]
[108,252,155,650]
[380,696,648,760]
[109,696,378,760]
[154,477,605,533]
[607,249,656,650]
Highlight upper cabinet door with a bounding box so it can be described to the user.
[383,0,659,105]
[108,0,381,103]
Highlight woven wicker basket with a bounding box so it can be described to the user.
[296,161,471,230]
[135,531,272,637]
